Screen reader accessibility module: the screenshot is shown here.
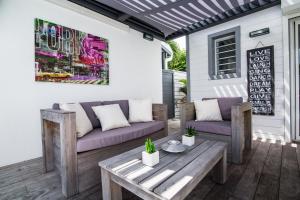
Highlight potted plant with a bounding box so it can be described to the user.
[142,138,159,167]
[182,127,197,146]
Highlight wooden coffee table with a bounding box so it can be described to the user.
[98,133,227,200]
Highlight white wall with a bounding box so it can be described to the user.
[189,6,285,140]
[0,0,162,167]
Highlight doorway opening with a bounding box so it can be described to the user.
[162,37,187,121]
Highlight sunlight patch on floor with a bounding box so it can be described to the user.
[253,131,285,144]
[291,143,297,148]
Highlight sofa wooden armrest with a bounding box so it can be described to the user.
[231,102,252,164]
[180,102,195,132]
[40,109,78,197]
[152,103,168,136]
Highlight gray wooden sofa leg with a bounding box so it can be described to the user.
[231,106,244,164]
[42,119,55,173]
[41,109,79,197]
[231,103,252,164]
[60,114,78,197]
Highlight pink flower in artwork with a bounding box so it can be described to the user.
[36,50,64,59]
[79,34,108,66]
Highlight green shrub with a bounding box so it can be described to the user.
[167,40,186,72]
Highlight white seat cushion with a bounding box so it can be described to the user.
[194,99,223,121]
[129,99,153,122]
[59,103,93,138]
[92,104,130,131]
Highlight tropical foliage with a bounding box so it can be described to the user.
[167,40,186,71]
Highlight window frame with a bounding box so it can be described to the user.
[208,26,241,80]
[214,35,236,75]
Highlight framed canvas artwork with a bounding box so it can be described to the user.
[34,18,109,85]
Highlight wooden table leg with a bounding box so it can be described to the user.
[212,149,227,184]
[101,168,122,200]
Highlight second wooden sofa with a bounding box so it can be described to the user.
[180,97,252,164]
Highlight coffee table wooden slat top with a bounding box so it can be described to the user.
[139,140,215,191]
[101,134,180,168]
[115,136,206,181]
[99,134,227,200]
[154,142,226,200]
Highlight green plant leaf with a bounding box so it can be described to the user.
[185,126,197,137]
[145,138,156,154]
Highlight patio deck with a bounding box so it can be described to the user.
[1,121,300,200]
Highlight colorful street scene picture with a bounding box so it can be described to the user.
[35,18,109,85]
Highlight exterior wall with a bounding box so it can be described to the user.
[189,6,284,140]
[0,0,162,167]
[174,71,187,119]
[282,0,300,15]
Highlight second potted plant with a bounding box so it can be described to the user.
[182,126,197,146]
[142,138,159,167]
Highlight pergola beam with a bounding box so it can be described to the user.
[118,14,131,22]
[166,0,280,40]
[68,0,166,40]
[68,0,281,41]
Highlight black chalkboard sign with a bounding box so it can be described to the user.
[247,46,274,115]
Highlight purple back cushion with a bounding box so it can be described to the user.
[80,101,103,128]
[102,100,129,119]
[53,102,102,128]
[53,102,103,128]
[202,97,243,121]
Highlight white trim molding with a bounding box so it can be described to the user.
[282,0,300,16]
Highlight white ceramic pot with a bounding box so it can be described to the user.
[142,151,159,167]
[182,135,195,146]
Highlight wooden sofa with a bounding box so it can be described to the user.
[40,102,168,198]
[180,97,252,164]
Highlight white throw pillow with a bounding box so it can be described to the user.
[92,104,130,131]
[129,99,153,122]
[194,99,223,121]
[59,103,93,138]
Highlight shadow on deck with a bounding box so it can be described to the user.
[0,120,300,200]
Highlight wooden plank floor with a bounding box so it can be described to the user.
[1,138,300,200]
